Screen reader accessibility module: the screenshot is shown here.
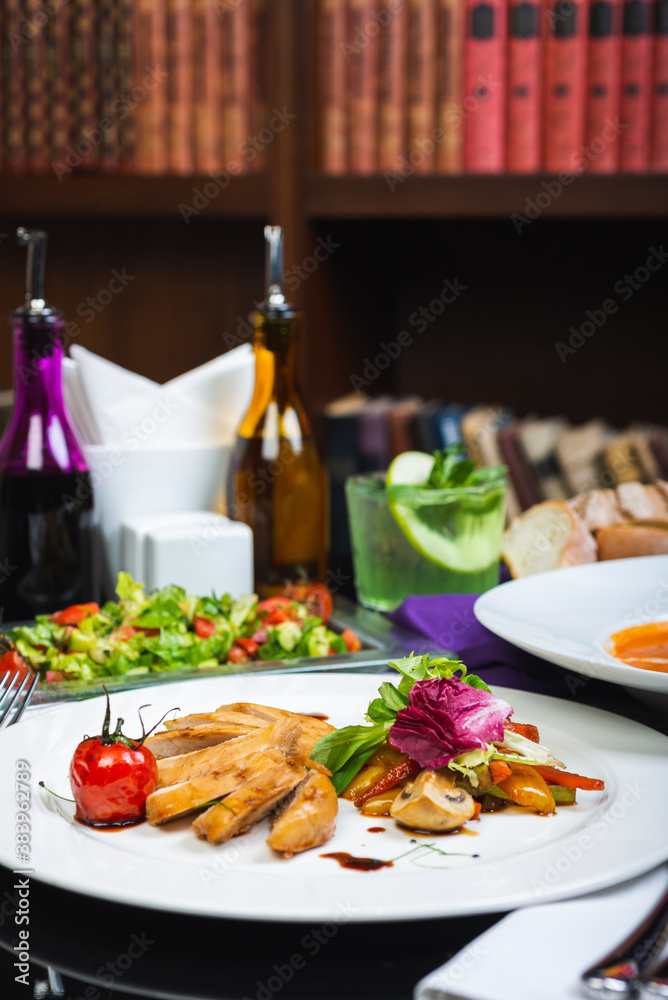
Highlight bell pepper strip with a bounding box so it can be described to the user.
[51,602,100,626]
[472,800,482,820]
[532,765,605,791]
[354,757,421,808]
[496,762,556,813]
[341,628,362,653]
[504,722,540,743]
[488,759,513,785]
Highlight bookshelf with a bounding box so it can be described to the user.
[0,0,666,428]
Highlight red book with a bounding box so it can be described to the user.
[319,0,348,173]
[349,0,378,173]
[167,0,194,175]
[619,0,654,171]
[651,0,668,169]
[193,0,221,173]
[464,0,507,172]
[507,0,543,173]
[543,0,589,172]
[222,0,251,173]
[408,0,437,173]
[585,0,623,172]
[134,0,168,174]
[436,0,465,173]
[378,0,408,171]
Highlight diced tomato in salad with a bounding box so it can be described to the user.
[51,602,100,626]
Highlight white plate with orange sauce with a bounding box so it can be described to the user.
[474,555,668,697]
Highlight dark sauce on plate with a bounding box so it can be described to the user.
[320,852,393,871]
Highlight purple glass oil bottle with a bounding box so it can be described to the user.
[0,228,94,620]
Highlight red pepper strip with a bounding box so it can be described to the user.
[354,758,421,808]
[532,765,605,791]
[488,760,512,784]
[504,722,540,743]
[472,801,481,820]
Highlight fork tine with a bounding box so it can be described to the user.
[0,671,32,729]
[12,672,38,725]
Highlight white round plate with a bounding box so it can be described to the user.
[474,555,668,696]
[3,672,667,923]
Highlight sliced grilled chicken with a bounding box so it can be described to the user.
[163,711,269,732]
[145,722,259,759]
[389,769,476,832]
[146,749,285,825]
[156,718,302,788]
[266,771,338,857]
[192,759,306,844]
[218,702,335,737]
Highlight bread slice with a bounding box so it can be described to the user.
[597,523,668,561]
[568,489,625,532]
[616,482,668,523]
[503,500,598,578]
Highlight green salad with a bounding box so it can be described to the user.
[6,573,352,684]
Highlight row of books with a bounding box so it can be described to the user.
[0,0,267,176]
[318,0,668,175]
[324,394,668,558]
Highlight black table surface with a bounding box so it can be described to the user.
[1,667,666,1000]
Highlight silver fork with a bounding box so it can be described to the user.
[0,669,66,998]
[581,881,668,997]
[0,669,39,728]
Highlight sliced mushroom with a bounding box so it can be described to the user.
[389,768,476,832]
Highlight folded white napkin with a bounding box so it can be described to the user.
[67,344,254,447]
[415,865,668,1000]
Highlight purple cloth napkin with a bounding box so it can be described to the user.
[387,593,581,698]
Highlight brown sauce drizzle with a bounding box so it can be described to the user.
[75,816,146,831]
[320,852,393,871]
[396,823,478,837]
[303,712,329,720]
[367,827,386,833]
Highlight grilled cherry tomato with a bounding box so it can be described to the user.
[281,583,333,623]
[193,615,216,639]
[51,602,100,626]
[69,693,158,827]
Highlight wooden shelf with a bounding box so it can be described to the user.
[304,174,668,219]
[0,173,269,217]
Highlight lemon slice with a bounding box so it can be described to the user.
[386,452,504,571]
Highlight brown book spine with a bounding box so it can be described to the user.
[48,1,70,173]
[193,0,221,172]
[408,0,437,173]
[5,0,27,174]
[167,0,194,175]
[98,0,119,172]
[222,0,251,173]
[115,0,136,172]
[72,0,99,170]
[436,0,465,173]
[349,0,378,173]
[378,0,408,171]
[319,0,348,173]
[25,0,49,173]
[247,0,267,172]
[134,0,168,174]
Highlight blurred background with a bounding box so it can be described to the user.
[0,0,666,571]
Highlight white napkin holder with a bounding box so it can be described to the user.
[122,511,253,597]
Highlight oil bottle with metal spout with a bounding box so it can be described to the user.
[226,226,328,596]
[0,228,95,620]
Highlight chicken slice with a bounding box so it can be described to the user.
[218,702,335,737]
[163,711,270,732]
[145,722,259,759]
[156,718,301,788]
[192,759,306,844]
[389,769,476,832]
[146,749,285,825]
[266,771,338,857]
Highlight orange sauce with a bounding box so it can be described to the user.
[608,622,668,673]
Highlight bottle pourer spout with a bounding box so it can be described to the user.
[16,227,48,313]
[264,225,287,311]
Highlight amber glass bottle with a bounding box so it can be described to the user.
[226,227,328,596]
